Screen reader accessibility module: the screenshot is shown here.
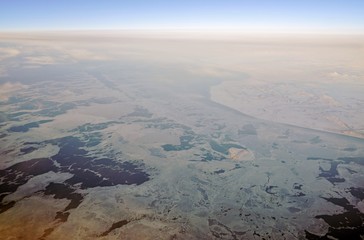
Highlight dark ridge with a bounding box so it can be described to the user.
[99,220,129,237]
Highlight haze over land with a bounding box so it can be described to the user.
[1,1,364,239]
[0,31,364,239]
[1,31,364,138]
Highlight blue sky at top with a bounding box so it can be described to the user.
[0,0,363,32]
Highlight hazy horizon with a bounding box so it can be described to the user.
[1,1,364,34]
[1,2,364,240]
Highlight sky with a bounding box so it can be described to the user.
[0,0,364,33]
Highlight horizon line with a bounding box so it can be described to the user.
[1,27,364,35]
